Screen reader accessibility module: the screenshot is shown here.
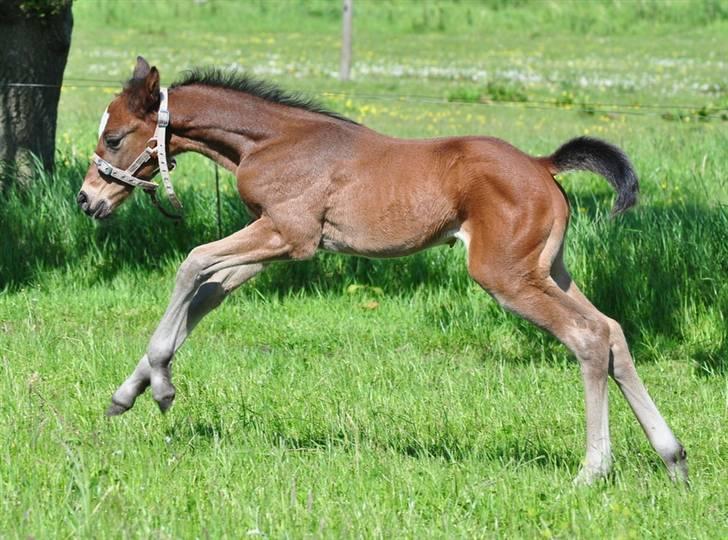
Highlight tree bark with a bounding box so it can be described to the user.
[0,1,73,188]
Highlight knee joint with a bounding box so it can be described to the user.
[178,248,210,285]
[571,318,610,367]
[606,318,628,351]
[576,317,610,345]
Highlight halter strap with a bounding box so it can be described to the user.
[154,88,182,212]
[93,87,183,219]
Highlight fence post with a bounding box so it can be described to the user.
[339,0,353,81]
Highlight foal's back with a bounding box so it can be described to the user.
[319,131,560,259]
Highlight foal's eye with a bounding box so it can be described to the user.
[104,136,123,150]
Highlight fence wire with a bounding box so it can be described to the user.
[1,77,726,118]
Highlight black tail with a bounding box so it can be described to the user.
[548,136,639,215]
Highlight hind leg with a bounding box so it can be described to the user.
[464,235,614,482]
[551,255,688,482]
[476,274,614,482]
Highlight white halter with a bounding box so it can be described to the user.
[93,87,182,219]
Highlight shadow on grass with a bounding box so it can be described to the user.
[0,159,254,287]
[165,415,581,471]
[562,191,727,375]
[166,407,673,479]
[390,437,579,471]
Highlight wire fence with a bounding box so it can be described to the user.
[319,90,727,118]
[2,76,726,119]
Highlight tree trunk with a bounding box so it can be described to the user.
[0,1,73,188]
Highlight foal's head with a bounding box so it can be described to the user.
[78,57,164,219]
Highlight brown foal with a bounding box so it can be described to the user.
[79,58,687,484]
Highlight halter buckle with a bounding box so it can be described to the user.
[97,160,112,175]
[157,109,170,128]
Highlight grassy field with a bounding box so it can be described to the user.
[1,0,727,537]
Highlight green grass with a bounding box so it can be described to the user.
[1,0,727,538]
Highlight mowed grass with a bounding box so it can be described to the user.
[1,1,727,538]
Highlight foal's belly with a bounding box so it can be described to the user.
[319,225,458,257]
[319,192,460,258]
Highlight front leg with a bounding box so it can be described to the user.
[107,217,290,415]
[108,264,264,415]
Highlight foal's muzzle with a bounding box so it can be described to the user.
[77,190,111,219]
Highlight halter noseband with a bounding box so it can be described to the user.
[93,87,183,219]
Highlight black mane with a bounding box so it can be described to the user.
[170,67,357,124]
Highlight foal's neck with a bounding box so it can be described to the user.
[167,85,320,172]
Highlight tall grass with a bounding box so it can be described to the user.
[0,155,247,288]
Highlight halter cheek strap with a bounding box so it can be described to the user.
[93,87,183,219]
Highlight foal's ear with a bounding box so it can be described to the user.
[133,56,151,79]
[127,56,161,115]
[145,66,161,104]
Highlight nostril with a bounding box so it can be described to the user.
[93,200,108,219]
[77,191,88,205]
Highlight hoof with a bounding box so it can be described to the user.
[156,394,175,413]
[667,446,689,486]
[573,467,609,486]
[106,400,131,417]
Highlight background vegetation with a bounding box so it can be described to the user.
[0,1,726,537]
